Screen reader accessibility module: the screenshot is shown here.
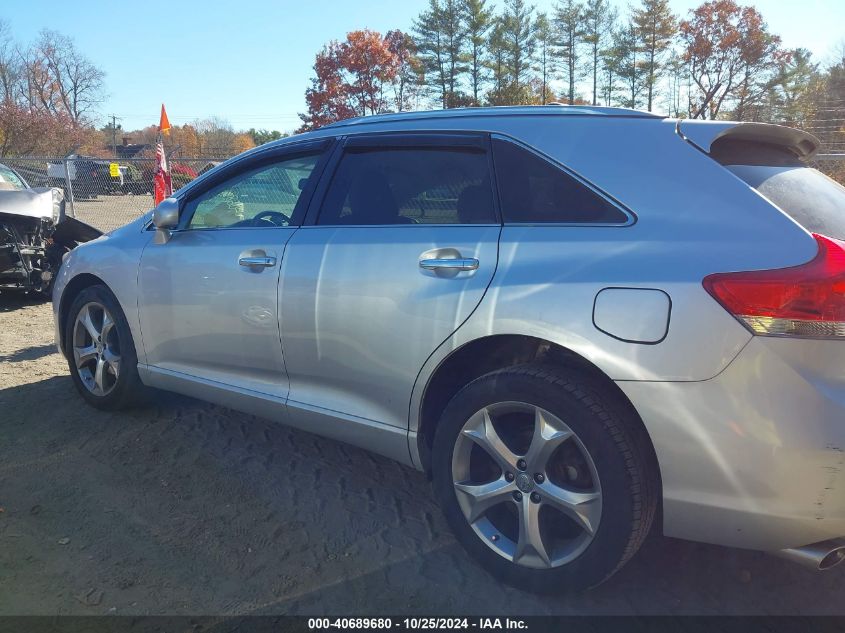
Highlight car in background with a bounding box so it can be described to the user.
[0,162,29,191]
[1,161,101,296]
[47,156,120,199]
[52,106,845,591]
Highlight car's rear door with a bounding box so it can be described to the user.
[280,133,501,428]
[138,140,332,399]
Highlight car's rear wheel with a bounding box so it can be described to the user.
[65,284,144,410]
[432,364,658,593]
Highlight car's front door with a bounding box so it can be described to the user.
[280,133,501,427]
[138,141,330,398]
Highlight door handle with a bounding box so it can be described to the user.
[419,257,479,272]
[238,255,277,268]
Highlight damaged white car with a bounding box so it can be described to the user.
[0,162,101,296]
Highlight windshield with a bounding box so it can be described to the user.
[728,164,845,241]
[0,164,26,190]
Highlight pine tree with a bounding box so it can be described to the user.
[486,19,510,104]
[535,13,556,104]
[414,1,449,108]
[413,0,467,108]
[582,0,616,106]
[766,48,820,125]
[555,0,585,105]
[614,21,643,109]
[462,0,494,106]
[601,26,623,106]
[632,0,676,112]
[500,0,538,101]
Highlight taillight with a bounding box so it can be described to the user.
[703,233,845,338]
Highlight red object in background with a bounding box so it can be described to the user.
[153,140,172,206]
[153,104,173,206]
[159,104,171,136]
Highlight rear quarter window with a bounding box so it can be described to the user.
[491,138,629,225]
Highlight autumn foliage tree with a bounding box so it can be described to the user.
[0,21,106,156]
[299,30,411,131]
[680,0,783,119]
[385,30,423,113]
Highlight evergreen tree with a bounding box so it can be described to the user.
[500,0,538,101]
[486,19,511,104]
[582,0,616,106]
[613,21,644,109]
[535,13,556,104]
[632,0,676,112]
[768,48,820,124]
[601,26,623,106]
[462,0,494,106]
[413,0,467,108]
[555,0,585,105]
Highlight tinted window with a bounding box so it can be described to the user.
[492,138,628,224]
[728,165,845,241]
[186,153,320,229]
[317,147,495,225]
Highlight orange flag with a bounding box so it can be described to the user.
[159,104,171,135]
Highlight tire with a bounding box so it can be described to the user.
[431,364,658,593]
[64,284,145,410]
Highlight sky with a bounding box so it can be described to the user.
[4,0,845,134]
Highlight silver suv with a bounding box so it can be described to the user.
[53,106,845,591]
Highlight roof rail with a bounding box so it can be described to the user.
[321,105,661,129]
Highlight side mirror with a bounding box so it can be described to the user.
[152,197,180,244]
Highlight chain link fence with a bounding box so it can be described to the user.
[2,152,844,233]
[1,156,225,232]
[813,154,845,185]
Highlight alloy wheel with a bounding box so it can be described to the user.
[451,401,602,569]
[72,301,121,396]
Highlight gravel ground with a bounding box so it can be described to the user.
[71,194,152,233]
[1,292,844,616]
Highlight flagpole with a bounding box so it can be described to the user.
[154,104,173,205]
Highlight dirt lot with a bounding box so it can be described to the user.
[1,293,844,616]
[71,194,152,233]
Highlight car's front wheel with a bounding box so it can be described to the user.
[65,284,144,410]
[432,364,658,593]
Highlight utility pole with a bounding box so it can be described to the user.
[109,114,122,157]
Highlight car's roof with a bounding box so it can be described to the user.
[320,105,662,130]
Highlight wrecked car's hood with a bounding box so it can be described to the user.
[0,187,56,219]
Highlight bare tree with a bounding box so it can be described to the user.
[0,20,20,103]
[193,117,237,157]
[23,30,106,125]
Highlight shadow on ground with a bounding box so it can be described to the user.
[1,342,57,362]
[0,292,48,313]
[1,372,842,615]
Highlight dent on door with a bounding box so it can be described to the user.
[138,229,289,398]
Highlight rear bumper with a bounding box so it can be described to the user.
[619,336,845,552]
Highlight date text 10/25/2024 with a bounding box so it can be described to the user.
[307,618,528,630]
